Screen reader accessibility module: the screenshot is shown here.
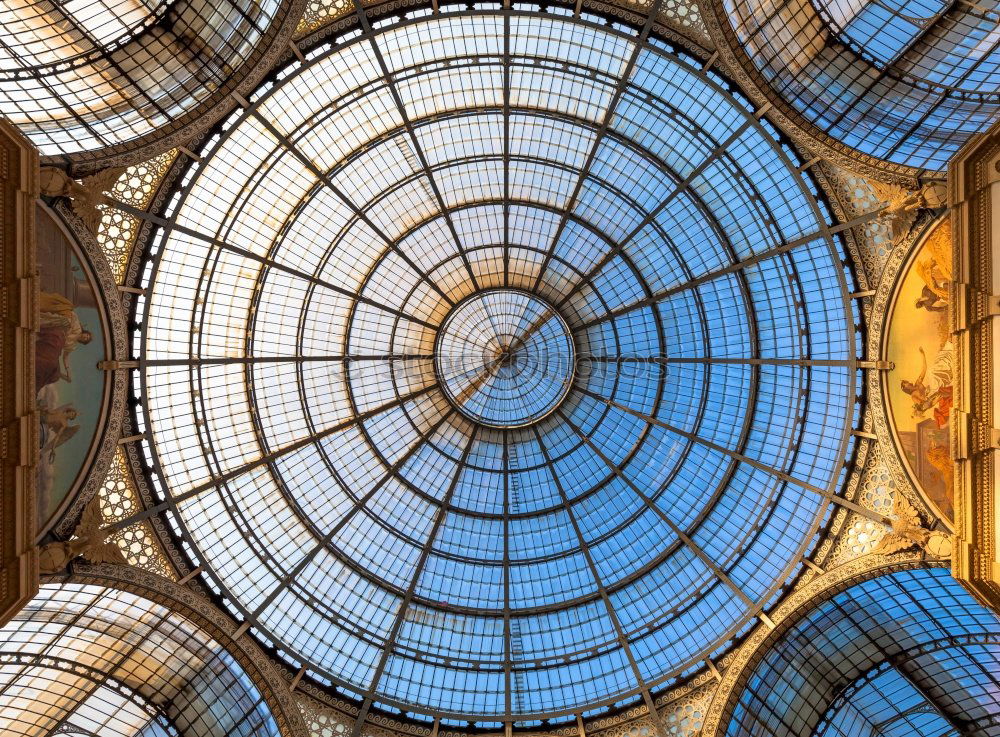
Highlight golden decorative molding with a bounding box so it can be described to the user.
[949,118,1000,611]
[871,492,952,557]
[866,179,947,247]
[814,162,891,283]
[99,446,175,579]
[97,150,178,283]
[297,0,352,35]
[39,166,124,236]
[699,553,941,737]
[0,118,38,626]
[823,446,893,568]
[294,0,712,61]
[293,676,718,737]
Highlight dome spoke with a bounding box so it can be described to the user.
[136,8,858,718]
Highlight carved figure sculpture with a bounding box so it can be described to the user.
[38,495,127,573]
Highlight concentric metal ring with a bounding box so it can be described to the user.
[136,8,857,720]
[435,290,575,428]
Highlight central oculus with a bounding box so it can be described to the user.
[434,289,576,428]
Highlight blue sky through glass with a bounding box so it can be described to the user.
[137,10,857,719]
[724,0,1000,169]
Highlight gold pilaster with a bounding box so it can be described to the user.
[0,118,38,625]
[949,118,1000,610]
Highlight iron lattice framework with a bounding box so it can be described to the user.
[0,0,304,170]
[123,2,866,726]
[722,567,1000,737]
[705,0,1000,174]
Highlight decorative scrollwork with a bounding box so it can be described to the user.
[97,151,178,283]
[97,448,175,579]
[39,167,125,236]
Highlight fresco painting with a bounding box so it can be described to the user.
[35,205,108,531]
[886,218,954,523]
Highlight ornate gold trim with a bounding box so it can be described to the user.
[294,0,714,65]
[949,119,1000,611]
[0,118,38,626]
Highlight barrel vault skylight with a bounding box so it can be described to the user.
[133,8,860,722]
[720,0,1000,170]
[0,0,292,162]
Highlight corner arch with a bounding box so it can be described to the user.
[0,565,308,737]
[703,559,1000,737]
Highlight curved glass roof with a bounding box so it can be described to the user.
[816,661,962,737]
[435,290,576,428]
[0,0,285,158]
[725,567,1000,736]
[0,584,282,737]
[135,9,858,720]
[8,0,174,63]
[721,0,1000,170]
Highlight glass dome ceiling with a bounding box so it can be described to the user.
[435,289,576,428]
[135,8,859,720]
